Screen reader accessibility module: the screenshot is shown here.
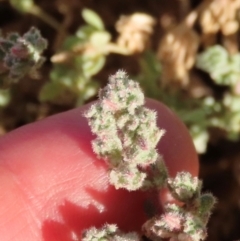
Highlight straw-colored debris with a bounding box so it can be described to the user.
[116,13,156,54]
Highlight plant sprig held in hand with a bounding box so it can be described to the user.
[84,70,167,191]
[84,70,216,241]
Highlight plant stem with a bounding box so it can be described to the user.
[29,5,61,31]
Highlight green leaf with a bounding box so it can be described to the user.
[90,31,111,49]
[82,55,105,78]
[76,25,95,40]
[10,0,34,13]
[81,8,104,30]
[50,65,75,88]
[0,89,10,106]
[39,82,65,102]
[196,45,240,86]
[62,36,82,50]
[0,48,5,60]
[135,51,162,99]
[77,81,99,104]
[6,32,20,42]
[0,40,14,53]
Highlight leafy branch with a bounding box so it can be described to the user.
[84,70,216,241]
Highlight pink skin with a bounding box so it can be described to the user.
[0,99,198,241]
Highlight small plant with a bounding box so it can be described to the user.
[84,70,216,241]
[196,45,240,140]
[84,70,167,191]
[196,45,240,86]
[0,26,48,87]
[40,8,129,106]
